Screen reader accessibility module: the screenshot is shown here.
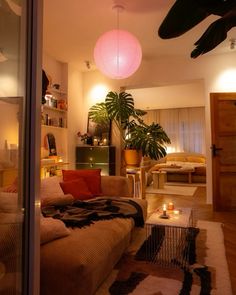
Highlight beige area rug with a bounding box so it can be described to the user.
[96,220,232,295]
[145,184,197,196]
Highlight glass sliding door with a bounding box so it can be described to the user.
[0,0,42,294]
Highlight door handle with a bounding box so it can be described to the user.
[211,144,223,157]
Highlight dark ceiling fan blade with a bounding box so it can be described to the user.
[158,0,209,39]
[191,9,236,58]
[158,0,236,58]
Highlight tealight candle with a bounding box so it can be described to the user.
[173,209,180,215]
[58,157,63,163]
[168,202,174,210]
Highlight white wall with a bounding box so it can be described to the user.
[0,61,19,97]
[43,52,67,90]
[0,100,19,164]
[82,51,236,204]
[67,64,83,169]
[128,81,205,110]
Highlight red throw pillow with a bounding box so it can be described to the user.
[60,178,93,200]
[62,169,102,196]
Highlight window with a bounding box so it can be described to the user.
[144,107,206,154]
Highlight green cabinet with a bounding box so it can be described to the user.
[76,146,116,175]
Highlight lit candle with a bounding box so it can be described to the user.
[163,204,167,216]
[93,138,98,146]
[168,202,174,210]
[103,138,107,145]
[58,157,63,163]
[173,209,180,215]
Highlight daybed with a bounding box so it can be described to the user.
[40,172,147,295]
[146,152,206,184]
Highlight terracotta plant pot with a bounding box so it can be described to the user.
[124,149,142,167]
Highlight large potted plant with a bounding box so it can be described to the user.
[88,91,170,169]
[126,122,171,160]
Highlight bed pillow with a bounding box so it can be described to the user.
[186,156,206,163]
[60,178,93,200]
[62,169,102,196]
[40,217,70,245]
[166,156,187,162]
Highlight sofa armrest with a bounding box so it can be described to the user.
[101,176,132,197]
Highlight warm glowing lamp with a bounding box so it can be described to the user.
[94,29,142,79]
[94,4,142,79]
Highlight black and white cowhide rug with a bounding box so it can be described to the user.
[96,220,232,295]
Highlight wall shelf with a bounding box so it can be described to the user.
[41,161,69,178]
[43,105,67,113]
[42,124,67,130]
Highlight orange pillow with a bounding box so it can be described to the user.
[62,169,102,196]
[60,178,93,200]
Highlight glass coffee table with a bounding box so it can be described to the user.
[145,207,193,269]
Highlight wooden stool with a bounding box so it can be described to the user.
[152,171,166,189]
[126,170,141,198]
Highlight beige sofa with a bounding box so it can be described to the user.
[146,152,206,184]
[40,175,147,295]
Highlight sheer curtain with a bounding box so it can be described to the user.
[143,107,206,154]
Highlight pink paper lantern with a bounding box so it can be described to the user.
[94,29,142,79]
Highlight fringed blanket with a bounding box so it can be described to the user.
[42,197,144,228]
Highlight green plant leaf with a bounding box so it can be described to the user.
[105,91,134,126]
[88,103,110,125]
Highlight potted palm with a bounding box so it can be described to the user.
[88,91,170,168]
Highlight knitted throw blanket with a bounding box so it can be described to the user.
[42,197,144,228]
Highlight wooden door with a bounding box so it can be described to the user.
[211,93,236,211]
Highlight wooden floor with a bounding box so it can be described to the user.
[145,186,236,294]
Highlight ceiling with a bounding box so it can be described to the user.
[43,0,236,72]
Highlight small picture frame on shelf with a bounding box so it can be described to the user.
[46,133,57,156]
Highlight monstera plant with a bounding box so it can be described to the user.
[126,122,171,160]
[89,91,145,146]
[88,91,170,167]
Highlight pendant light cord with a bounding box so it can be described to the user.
[116,6,120,74]
[113,4,124,77]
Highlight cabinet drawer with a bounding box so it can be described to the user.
[76,146,115,163]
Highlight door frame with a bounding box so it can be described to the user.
[23,0,42,294]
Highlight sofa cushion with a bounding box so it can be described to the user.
[62,169,102,196]
[40,176,64,200]
[101,176,132,197]
[41,193,74,207]
[60,178,93,200]
[40,217,71,245]
[40,218,134,295]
